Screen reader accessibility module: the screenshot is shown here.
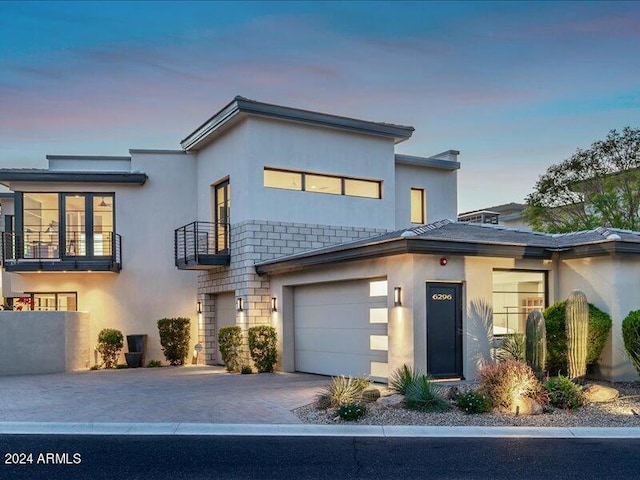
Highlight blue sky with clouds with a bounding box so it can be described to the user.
[1,1,638,212]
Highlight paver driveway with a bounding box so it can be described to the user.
[0,366,329,424]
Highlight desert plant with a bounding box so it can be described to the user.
[622,309,640,375]
[315,394,332,410]
[146,360,162,368]
[241,365,253,374]
[248,325,278,373]
[525,310,547,380]
[545,375,585,410]
[478,360,549,413]
[157,318,191,365]
[566,290,589,382]
[495,334,526,363]
[404,375,450,412]
[336,403,367,421]
[544,301,612,375]
[361,388,381,403]
[389,364,421,394]
[97,328,124,369]
[455,390,492,414]
[218,326,243,372]
[318,376,370,408]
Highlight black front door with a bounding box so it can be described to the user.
[426,283,463,378]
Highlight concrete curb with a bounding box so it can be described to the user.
[2,422,640,438]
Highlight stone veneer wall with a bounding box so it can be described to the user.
[197,220,387,364]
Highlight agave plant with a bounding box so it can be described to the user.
[389,364,422,394]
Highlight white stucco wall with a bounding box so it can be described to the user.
[559,255,640,381]
[2,151,201,366]
[195,116,397,230]
[394,163,458,228]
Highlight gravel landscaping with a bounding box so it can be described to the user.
[293,382,640,427]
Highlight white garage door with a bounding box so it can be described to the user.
[294,279,389,380]
[215,292,237,366]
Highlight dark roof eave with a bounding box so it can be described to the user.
[255,238,554,276]
[0,171,148,185]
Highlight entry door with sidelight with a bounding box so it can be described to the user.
[426,283,463,378]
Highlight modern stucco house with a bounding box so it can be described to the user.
[1,96,639,382]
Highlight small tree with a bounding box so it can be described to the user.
[248,325,278,373]
[218,326,243,372]
[97,328,124,368]
[157,318,190,366]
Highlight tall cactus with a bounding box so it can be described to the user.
[565,290,589,383]
[525,310,546,380]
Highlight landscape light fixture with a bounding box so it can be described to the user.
[271,297,278,312]
[236,297,243,312]
[394,287,402,307]
[197,301,202,314]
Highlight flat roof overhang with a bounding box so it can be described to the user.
[0,171,148,186]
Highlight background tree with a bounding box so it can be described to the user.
[524,127,640,233]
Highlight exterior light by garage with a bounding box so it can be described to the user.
[196,301,202,314]
[271,297,278,312]
[440,257,448,266]
[394,287,402,307]
[236,297,244,312]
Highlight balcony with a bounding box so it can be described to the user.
[174,221,230,270]
[2,230,122,273]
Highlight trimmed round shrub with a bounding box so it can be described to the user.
[545,375,585,410]
[622,309,640,375]
[97,328,124,369]
[455,390,492,414]
[478,360,549,412]
[218,326,243,372]
[157,317,191,366]
[336,403,367,421]
[544,301,612,375]
[248,325,278,373]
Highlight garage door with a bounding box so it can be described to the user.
[215,292,237,366]
[294,279,389,380]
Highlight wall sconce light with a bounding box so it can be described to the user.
[197,301,202,314]
[271,297,278,312]
[236,297,243,312]
[394,287,402,307]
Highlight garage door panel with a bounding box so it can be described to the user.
[293,279,388,379]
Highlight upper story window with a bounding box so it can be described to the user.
[410,188,425,224]
[263,168,381,199]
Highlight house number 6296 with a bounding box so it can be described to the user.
[432,293,453,301]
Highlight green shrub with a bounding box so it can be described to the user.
[97,328,124,369]
[218,326,243,372]
[544,301,612,376]
[622,310,640,375]
[241,365,253,374]
[478,360,549,413]
[146,360,162,368]
[404,375,451,412]
[389,364,421,394]
[455,390,492,414]
[318,376,370,408]
[336,403,367,421]
[545,375,585,410]
[157,318,191,366]
[495,334,526,363]
[248,325,278,373]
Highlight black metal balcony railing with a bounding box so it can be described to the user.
[174,221,230,269]
[2,230,122,272]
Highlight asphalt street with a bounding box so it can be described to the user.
[2,435,639,480]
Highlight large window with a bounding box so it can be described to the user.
[264,168,381,199]
[17,193,114,259]
[492,270,546,336]
[12,292,77,311]
[410,188,425,224]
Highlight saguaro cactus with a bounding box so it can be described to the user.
[525,310,547,380]
[565,290,589,382]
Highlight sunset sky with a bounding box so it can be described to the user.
[1,1,638,212]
